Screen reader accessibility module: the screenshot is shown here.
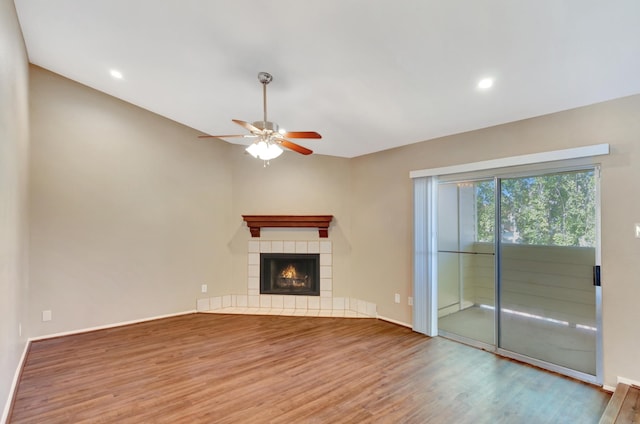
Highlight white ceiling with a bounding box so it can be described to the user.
[14,0,640,158]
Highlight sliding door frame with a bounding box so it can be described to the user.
[412,144,608,385]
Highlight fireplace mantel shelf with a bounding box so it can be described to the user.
[242,215,333,238]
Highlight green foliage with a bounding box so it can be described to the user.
[475,171,596,247]
[476,181,495,243]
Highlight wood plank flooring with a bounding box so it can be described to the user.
[599,384,640,424]
[9,313,610,423]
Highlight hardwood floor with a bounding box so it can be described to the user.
[10,313,610,423]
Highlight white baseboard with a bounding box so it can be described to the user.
[617,376,640,387]
[2,340,31,424]
[602,376,640,393]
[377,315,412,328]
[29,310,197,341]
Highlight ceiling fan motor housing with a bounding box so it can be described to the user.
[252,120,279,133]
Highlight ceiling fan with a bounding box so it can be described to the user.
[199,72,321,162]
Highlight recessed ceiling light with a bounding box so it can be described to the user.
[110,69,123,79]
[477,77,494,89]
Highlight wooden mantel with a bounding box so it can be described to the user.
[242,215,334,238]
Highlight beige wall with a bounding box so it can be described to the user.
[28,66,234,336]
[0,0,30,417]
[352,94,640,387]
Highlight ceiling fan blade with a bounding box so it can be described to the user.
[280,139,313,155]
[198,134,253,139]
[232,119,262,134]
[282,131,322,139]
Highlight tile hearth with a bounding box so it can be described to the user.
[195,240,377,318]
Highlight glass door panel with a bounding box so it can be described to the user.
[437,180,495,346]
[498,170,597,375]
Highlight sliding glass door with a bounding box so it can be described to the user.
[436,168,600,381]
[437,180,495,347]
[498,170,598,376]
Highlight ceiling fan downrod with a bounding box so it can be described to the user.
[258,72,272,125]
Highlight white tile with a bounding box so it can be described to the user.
[308,297,320,310]
[210,296,222,310]
[320,278,332,291]
[282,309,296,316]
[267,309,283,315]
[345,310,359,318]
[320,253,332,266]
[320,266,332,279]
[320,298,333,310]
[248,241,260,253]
[305,309,320,316]
[248,288,259,296]
[248,295,260,308]
[248,277,259,290]
[283,296,296,309]
[197,298,210,311]
[366,302,377,317]
[349,297,358,312]
[248,265,260,278]
[283,241,296,253]
[295,241,308,253]
[260,296,272,308]
[318,309,333,317]
[236,295,247,307]
[271,241,284,253]
[320,290,332,298]
[357,299,366,314]
[320,241,332,254]
[248,253,260,265]
[331,310,345,317]
[333,297,345,310]
[344,297,350,311]
[293,309,307,316]
[271,295,284,309]
[222,295,232,308]
[295,296,308,309]
[307,241,320,253]
[260,241,272,252]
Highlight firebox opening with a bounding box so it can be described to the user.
[260,253,320,296]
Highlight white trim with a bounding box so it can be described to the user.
[377,315,412,328]
[409,143,609,179]
[603,376,640,393]
[2,340,31,424]
[29,310,196,341]
[617,376,640,387]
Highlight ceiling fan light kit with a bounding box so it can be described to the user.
[245,139,283,161]
[199,72,321,165]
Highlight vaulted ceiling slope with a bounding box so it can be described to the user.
[14,0,640,158]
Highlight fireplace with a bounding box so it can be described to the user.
[260,253,320,296]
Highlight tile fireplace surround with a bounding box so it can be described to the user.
[196,240,377,318]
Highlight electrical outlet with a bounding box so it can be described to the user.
[201,284,208,293]
[408,297,413,306]
[42,310,52,322]
[394,293,400,304]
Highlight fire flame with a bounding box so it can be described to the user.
[280,264,298,279]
